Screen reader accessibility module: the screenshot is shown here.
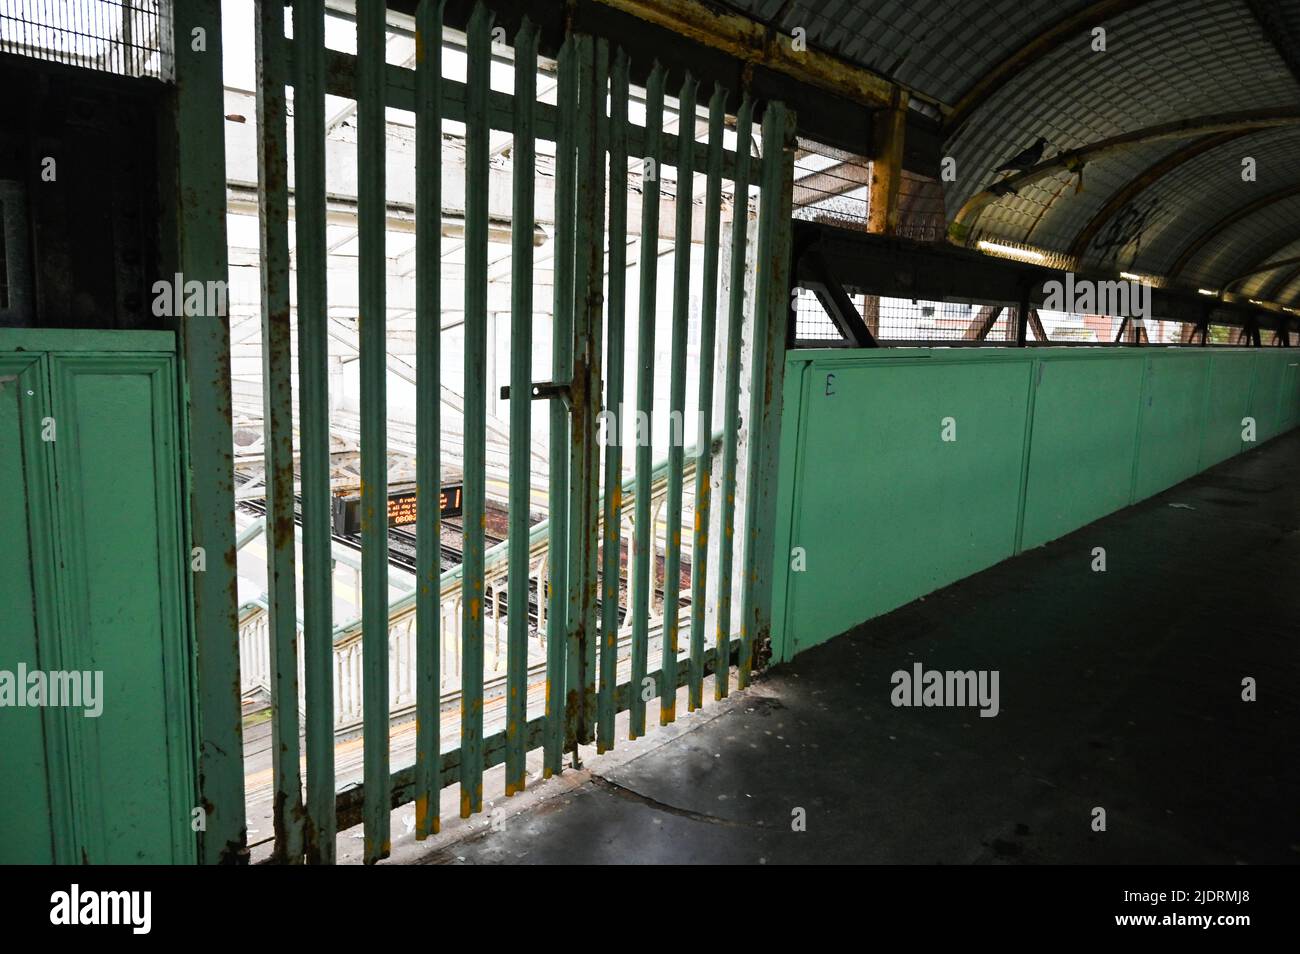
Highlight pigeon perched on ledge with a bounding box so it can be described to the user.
[996,136,1049,174]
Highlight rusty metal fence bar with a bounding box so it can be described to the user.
[739,103,797,687]
[253,0,303,865]
[688,85,725,712]
[629,62,664,741]
[291,0,334,866]
[713,95,754,701]
[660,73,697,727]
[243,1,797,862]
[597,49,630,754]
[505,15,537,798]
[357,0,390,864]
[544,35,576,778]
[458,0,491,823]
[571,35,609,749]
[413,0,444,843]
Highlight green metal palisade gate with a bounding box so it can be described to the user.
[769,346,1300,662]
[257,0,799,857]
[171,0,247,865]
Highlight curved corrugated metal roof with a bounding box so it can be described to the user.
[721,0,1300,302]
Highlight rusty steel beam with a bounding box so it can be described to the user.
[585,0,916,113]
[1027,307,1048,342]
[949,109,1300,245]
[945,0,1158,135]
[1067,131,1251,259]
[1168,183,1300,279]
[867,89,908,235]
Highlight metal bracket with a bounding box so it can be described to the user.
[500,380,571,406]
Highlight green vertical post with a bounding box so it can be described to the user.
[414,0,445,838]
[172,0,246,865]
[687,85,725,711]
[544,36,577,777]
[597,49,630,754]
[568,36,607,748]
[660,73,697,726]
[254,0,303,864]
[565,34,594,753]
[292,0,334,865]
[628,63,664,740]
[584,38,609,746]
[713,96,751,701]
[460,1,493,818]
[357,0,390,863]
[505,17,537,796]
[738,102,796,689]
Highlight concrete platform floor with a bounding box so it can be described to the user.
[413,431,1300,865]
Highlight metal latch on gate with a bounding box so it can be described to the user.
[500,380,571,407]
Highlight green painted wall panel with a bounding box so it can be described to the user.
[1201,352,1256,468]
[1133,354,1209,502]
[1020,355,1144,550]
[772,346,1300,662]
[1250,351,1286,444]
[1282,357,1300,429]
[781,354,1030,657]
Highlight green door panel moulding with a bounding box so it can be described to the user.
[0,333,196,864]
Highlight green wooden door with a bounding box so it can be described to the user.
[0,335,196,863]
[0,353,69,863]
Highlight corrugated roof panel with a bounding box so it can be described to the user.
[1031,140,1191,263]
[945,0,1299,275]
[1276,270,1300,305]
[1122,126,1300,277]
[721,0,1101,106]
[1236,237,1300,299]
[1181,193,1300,289]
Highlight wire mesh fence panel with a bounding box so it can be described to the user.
[1036,311,1131,343]
[1146,319,1193,344]
[0,0,171,79]
[793,287,845,343]
[791,137,869,229]
[896,170,945,243]
[872,296,1008,343]
[1208,323,1252,345]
